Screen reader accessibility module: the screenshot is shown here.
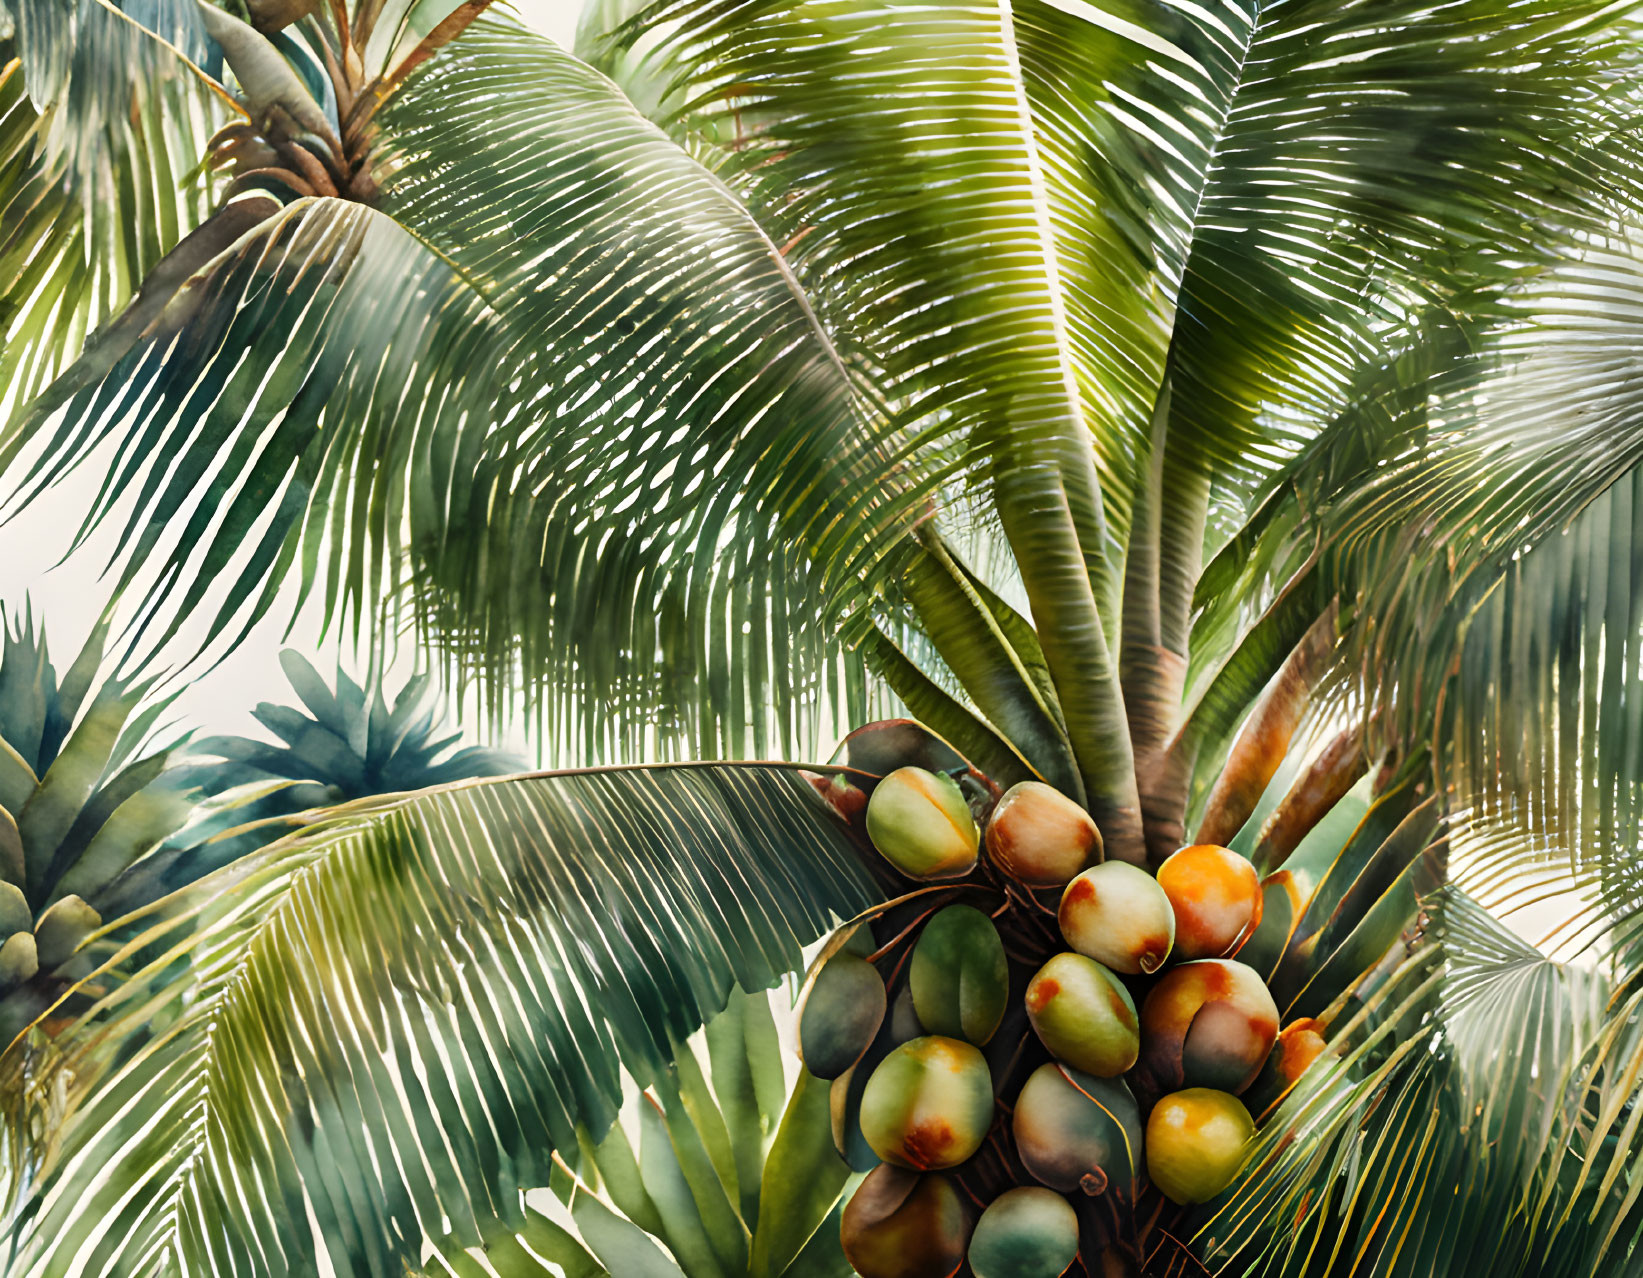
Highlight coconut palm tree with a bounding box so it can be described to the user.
[4,0,1643,1274]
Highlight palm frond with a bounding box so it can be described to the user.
[1146,0,1643,830]
[1119,259,1643,1263]
[1164,0,1639,481]
[1140,0,1643,708]
[1198,220,1643,905]
[0,0,227,412]
[4,0,215,196]
[0,762,878,1275]
[575,0,1643,847]
[1211,889,1638,1278]
[1204,215,1643,733]
[596,0,1276,846]
[1190,287,1643,1263]
[1435,463,1643,976]
[2,18,934,762]
[602,0,1643,544]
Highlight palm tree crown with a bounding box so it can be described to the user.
[2,0,1643,1274]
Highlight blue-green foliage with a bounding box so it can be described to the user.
[151,650,523,893]
[0,603,187,917]
[0,603,192,1038]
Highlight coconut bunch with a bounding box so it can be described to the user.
[802,720,1330,1278]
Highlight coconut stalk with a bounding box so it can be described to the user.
[1196,606,1340,847]
[1252,725,1370,874]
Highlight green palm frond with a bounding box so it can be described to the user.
[0,0,225,409]
[4,0,213,190]
[1210,889,1636,1278]
[1142,0,1643,801]
[2,17,931,761]
[610,0,1225,528]
[10,0,1643,776]
[1352,234,1643,740]
[1191,221,1643,874]
[1442,470,1643,937]
[575,0,1643,844]
[603,0,1641,570]
[0,762,880,1274]
[1181,352,1643,1272]
[592,0,1261,836]
[1163,0,1638,474]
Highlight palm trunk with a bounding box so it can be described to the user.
[995,456,1146,863]
[1120,390,1170,759]
[1121,375,1210,866]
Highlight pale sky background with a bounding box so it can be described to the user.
[512,0,581,44]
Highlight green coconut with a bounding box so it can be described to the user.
[968,1186,1079,1278]
[1013,1063,1142,1197]
[865,767,979,880]
[1025,951,1139,1077]
[910,904,1008,1045]
[799,952,887,1080]
[859,1036,994,1171]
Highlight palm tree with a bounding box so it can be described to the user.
[3,0,1643,1274]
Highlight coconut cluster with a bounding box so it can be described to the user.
[802,742,1326,1278]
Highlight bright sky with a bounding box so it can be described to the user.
[511,0,581,44]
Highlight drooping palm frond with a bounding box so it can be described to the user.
[594,0,1643,588]
[1440,471,1643,956]
[0,762,880,1275]
[1164,0,1640,475]
[1398,460,1643,1255]
[0,0,226,411]
[1,16,938,763]
[588,0,1259,842]
[11,0,1643,782]
[1157,234,1643,1275]
[1184,218,1643,861]
[570,0,1643,851]
[1144,0,1643,806]
[3,0,213,190]
[1346,233,1643,745]
[1207,888,1634,1278]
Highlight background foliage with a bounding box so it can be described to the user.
[4,0,1643,1273]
